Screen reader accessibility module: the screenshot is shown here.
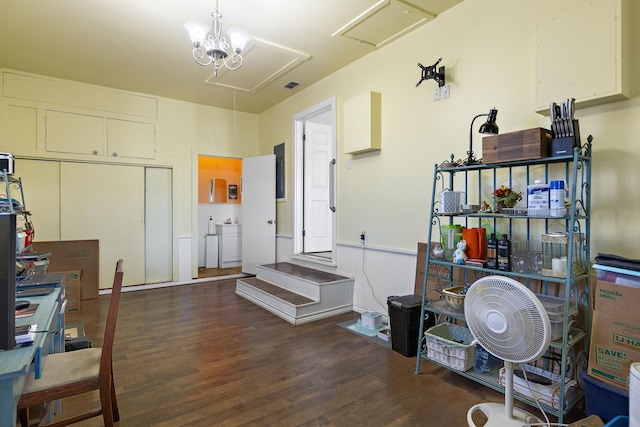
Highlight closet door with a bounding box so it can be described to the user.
[60,163,145,288]
[145,167,172,283]
[16,160,61,242]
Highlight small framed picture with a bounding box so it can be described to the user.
[274,142,285,201]
[228,184,238,200]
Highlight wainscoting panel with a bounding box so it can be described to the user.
[336,245,417,316]
[274,235,419,317]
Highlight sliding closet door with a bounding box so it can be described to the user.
[144,167,172,283]
[60,162,145,288]
[16,159,61,242]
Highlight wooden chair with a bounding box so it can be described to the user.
[18,259,124,427]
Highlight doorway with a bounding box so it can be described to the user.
[197,156,243,279]
[292,97,337,265]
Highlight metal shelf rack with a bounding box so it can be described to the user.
[414,139,592,424]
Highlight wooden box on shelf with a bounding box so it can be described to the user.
[482,128,552,164]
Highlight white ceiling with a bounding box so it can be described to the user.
[0,0,462,114]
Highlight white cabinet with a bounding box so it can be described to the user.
[46,110,104,156]
[343,91,381,154]
[216,224,242,268]
[535,0,630,113]
[45,110,156,159]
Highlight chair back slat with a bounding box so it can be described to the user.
[100,259,124,380]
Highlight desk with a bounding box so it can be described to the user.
[0,288,64,427]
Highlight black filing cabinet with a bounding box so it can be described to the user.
[387,295,433,357]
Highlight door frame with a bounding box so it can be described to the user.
[292,96,337,266]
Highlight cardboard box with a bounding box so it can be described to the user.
[587,309,640,390]
[588,278,640,390]
[593,278,640,314]
[414,242,428,295]
[61,270,82,312]
[32,240,99,300]
[482,128,552,164]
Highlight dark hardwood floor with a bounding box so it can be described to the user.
[197,266,243,278]
[48,279,586,426]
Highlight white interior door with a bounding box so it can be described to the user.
[60,163,145,287]
[145,167,172,283]
[242,155,276,274]
[303,121,332,253]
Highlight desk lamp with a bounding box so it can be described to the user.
[464,108,499,166]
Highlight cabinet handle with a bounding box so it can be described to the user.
[209,178,214,204]
[267,220,274,224]
[112,152,118,157]
[93,150,99,155]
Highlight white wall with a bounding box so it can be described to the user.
[0,70,260,285]
[260,0,640,312]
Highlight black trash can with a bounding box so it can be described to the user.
[387,295,433,357]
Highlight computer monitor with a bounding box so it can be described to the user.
[0,213,17,350]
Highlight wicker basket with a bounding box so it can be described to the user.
[442,286,466,309]
[424,323,476,371]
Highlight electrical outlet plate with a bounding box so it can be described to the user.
[441,84,450,99]
[433,87,440,102]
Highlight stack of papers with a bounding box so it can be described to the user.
[15,324,37,346]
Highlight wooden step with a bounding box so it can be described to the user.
[238,277,316,306]
[258,262,350,284]
[236,262,354,325]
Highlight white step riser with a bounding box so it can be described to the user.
[235,280,299,318]
[236,276,354,325]
[256,265,352,300]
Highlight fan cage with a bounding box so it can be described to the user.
[464,276,551,363]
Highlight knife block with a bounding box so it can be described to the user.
[551,119,581,157]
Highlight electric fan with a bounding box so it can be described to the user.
[464,276,551,427]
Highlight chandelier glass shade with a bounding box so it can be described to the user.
[184,1,250,77]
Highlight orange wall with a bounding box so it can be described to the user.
[197,156,242,204]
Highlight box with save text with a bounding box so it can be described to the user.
[588,267,640,390]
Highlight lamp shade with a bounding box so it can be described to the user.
[479,109,499,134]
[184,21,210,45]
[227,27,251,53]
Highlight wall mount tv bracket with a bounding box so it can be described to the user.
[416,57,445,88]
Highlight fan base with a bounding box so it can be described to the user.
[467,402,543,427]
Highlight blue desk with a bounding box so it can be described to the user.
[0,288,64,427]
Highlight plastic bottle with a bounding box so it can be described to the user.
[486,233,498,269]
[527,179,550,214]
[550,180,566,217]
[497,234,511,271]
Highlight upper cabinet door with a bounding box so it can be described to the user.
[107,118,155,159]
[45,111,156,159]
[535,0,630,113]
[46,110,104,156]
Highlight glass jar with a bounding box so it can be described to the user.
[541,232,582,278]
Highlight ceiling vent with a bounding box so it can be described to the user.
[283,81,300,90]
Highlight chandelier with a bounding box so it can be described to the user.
[184,1,251,77]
